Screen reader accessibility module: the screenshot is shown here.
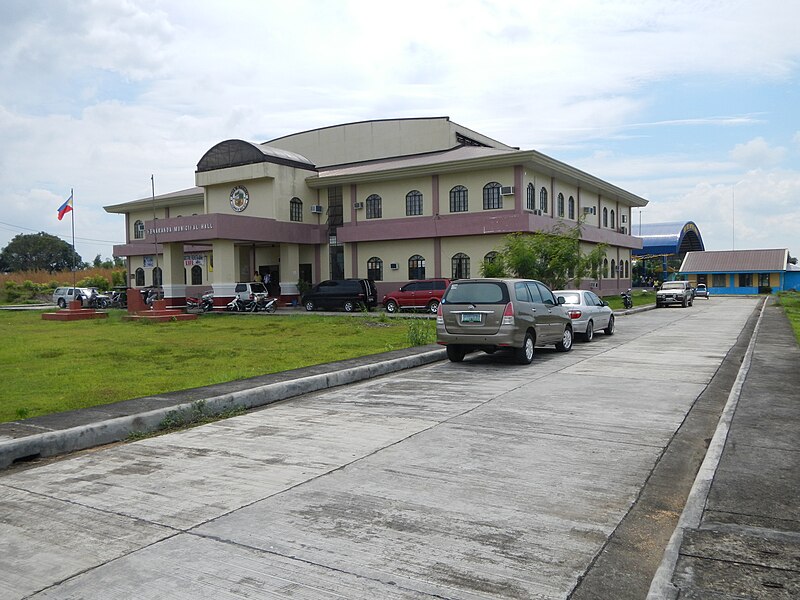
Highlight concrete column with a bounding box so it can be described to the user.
[161,242,186,304]
[279,243,300,296]
[211,240,238,298]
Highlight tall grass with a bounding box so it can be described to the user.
[1,268,124,304]
[777,291,800,344]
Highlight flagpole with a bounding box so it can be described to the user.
[70,188,76,290]
[151,175,159,276]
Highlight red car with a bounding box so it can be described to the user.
[382,278,451,314]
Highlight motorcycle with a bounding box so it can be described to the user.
[254,294,278,313]
[187,291,214,312]
[621,288,633,309]
[226,297,246,312]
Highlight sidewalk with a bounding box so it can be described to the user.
[656,297,800,598]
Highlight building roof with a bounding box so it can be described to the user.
[104,187,204,213]
[632,221,704,256]
[196,139,315,173]
[680,249,789,273]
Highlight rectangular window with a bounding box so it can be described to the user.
[712,274,727,287]
[738,273,752,287]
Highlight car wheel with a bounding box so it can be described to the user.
[682,297,687,308]
[556,327,573,352]
[427,300,439,314]
[514,332,535,365]
[446,345,467,362]
[57,298,66,308]
[604,315,615,335]
[304,300,315,311]
[343,300,355,312]
[385,300,398,313]
[583,320,594,342]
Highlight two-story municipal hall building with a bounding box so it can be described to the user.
[104,117,648,307]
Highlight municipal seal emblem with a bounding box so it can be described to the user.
[229,185,249,212]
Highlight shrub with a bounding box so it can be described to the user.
[407,318,436,346]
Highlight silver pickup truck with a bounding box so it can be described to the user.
[656,281,694,308]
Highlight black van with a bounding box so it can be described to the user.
[301,279,378,312]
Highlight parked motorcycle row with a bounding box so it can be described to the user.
[225,293,278,313]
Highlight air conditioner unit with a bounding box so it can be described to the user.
[390,262,399,270]
[583,206,596,215]
[590,282,599,288]
[310,205,323,214]
[501,186,515,195]
[533,209,543,216]
[619,226,628,234]
[354,202,364,209]
[621,214,627,223]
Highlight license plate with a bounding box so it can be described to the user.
[460,313,482,323]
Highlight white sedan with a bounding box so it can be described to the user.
[553,289,615,342]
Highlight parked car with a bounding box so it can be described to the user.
[656,280,694,308]
[436,278,573,364]
[234,281,268,302]
[52,287,105,308]
[694,283,710,299]
[301,279,378,312]
[382,278,451,314]
[553,289,615,342]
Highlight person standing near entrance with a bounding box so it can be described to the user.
[253,272,261,282]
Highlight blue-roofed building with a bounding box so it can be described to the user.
[631,221,705,283]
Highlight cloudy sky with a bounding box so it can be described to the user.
[1,0,799,262]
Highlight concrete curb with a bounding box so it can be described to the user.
[645,296,767,599]
[0,348,447,470]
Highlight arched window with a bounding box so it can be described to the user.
[602,258,609,279]
[450,185,468,212]
[483,182,502,210]
[135,268,145,286]
[624,260,630,278]
[484,251,498,263]
[611,259,616,278]
[406,190,423,216]
[451,253,470,279]
[568,196,575,220]
[610,210,616,229]
[603,207,609,228]
[408,255,426,280]
[290,197,303,222]
[526,183,535,210]
[134,220,144,239]
[367,257,383,281]
[539,187,548,213]
[366,194,382,219]
[557,193,565,217]
[191,265,202,285]
[152,266,162,287]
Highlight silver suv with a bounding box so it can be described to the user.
[52,287,102,308]
[436,278,573,364]
[656,280,694,308]
[234,282,268,301]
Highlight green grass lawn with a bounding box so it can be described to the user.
[601,289,655,310]
[777,291,800,344]
[0,311,434,423]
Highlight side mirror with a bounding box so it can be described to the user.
[557,296,566,305]
[602,301,609,307]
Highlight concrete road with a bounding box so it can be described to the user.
[0,297,761,599]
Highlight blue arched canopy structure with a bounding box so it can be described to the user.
[631,221,705,282]
[632,221,705,257]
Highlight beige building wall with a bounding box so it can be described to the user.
[438,167,516,214]
[353,176,435,220]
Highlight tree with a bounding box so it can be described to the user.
[0,232,82,272]
[479,222,607,289]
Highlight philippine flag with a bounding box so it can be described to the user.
[57,194,73,221]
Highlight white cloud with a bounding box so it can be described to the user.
[729,137,787,168]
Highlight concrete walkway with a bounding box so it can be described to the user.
[649,297,800,598]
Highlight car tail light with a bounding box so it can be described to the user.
[436,301,443,324]
[568,309,582,319]
[502,302,514,325]
[249,293,255,300]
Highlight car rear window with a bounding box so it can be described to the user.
[558,293,581,304]
[251,283,267,294]
[444,281,508,304]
